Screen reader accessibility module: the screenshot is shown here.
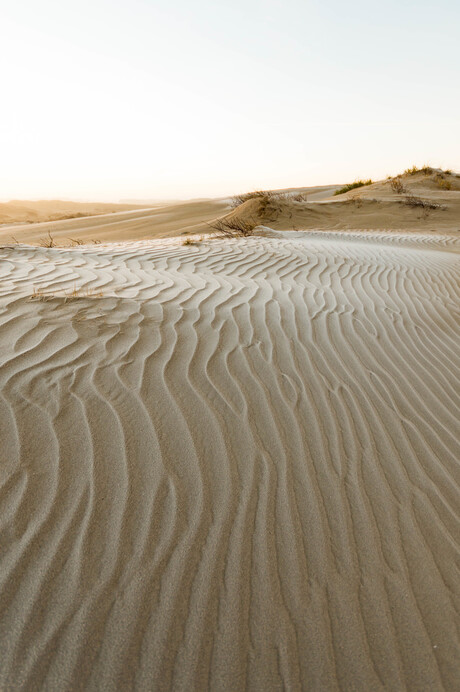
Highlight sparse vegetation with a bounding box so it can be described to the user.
[404,165,433,176]
[230,189,309,208]
[402,196,441,210]
[68,238,84,246]
[230,190,277,208]
[290,192,309,202]
[39,231,56,248]
[390,177,406,194]
[209,216,257,237]
[65,285,103,300]
[30,287,48,301]
[434,174,452,190]
[29,284,103,301]
[334,179,373,196]
[182,235,204,246]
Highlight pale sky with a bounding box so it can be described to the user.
[1,0,459,201]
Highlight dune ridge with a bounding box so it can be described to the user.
[0,231,459,690]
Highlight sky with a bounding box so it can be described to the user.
[1,0,459,201]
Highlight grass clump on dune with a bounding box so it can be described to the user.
[404,165,433,176]
[333,179,373,196]
[231,189,309,208]
[230,190,277,208]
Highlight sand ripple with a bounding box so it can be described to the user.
[0,232,459,690]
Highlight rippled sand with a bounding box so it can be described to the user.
[0,231,459,690]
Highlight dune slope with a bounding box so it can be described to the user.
[0,231,459,690]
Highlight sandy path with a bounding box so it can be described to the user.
[0,231,459,690]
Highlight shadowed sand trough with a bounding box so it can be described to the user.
[0,231,459,690]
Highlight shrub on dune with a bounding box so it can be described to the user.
[402,195,441,209]
[209,216,257,237]
[390,177,406,194]
[39,231,56,247]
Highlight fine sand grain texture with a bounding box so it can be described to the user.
[0,231,459,690]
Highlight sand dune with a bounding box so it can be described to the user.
[0,198,230,246]
[2,172,459,248]
[0,200,159,226]
[0,229,459,690]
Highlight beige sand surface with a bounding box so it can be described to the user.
[0,198,230,246]
[1,171,459,247]
[0,228,459,690]
[0,200,161,226]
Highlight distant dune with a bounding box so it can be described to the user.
[1,170,459,246]
[0,199,154,226]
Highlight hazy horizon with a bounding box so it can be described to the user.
[2,0,459,201]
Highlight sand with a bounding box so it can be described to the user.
[0,198,230,246]
[0,200,161,227]
[0,227,459,690]
[1,171,460,247]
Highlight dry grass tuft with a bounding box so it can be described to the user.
[334,179,373,196]
[230,190,278,208]
[39,231,56,248]
[402,196,441,210]
[290,192,309,202]
[182,235,204,246]
[404,165,433,176]
[30,287,49,301]
[390,177,406,194]
[64,285,103,300]
[209,216,257,237]
[434,174,452,190]
[29,284,103,302]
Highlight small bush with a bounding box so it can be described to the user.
[334,179,373,196]
[390,177,406,194]
[39,231,55,248]
[290,192,309,202]
[209,216,257,237]
[402,196,440,210]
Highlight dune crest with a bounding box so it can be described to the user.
[0,231,459,690]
